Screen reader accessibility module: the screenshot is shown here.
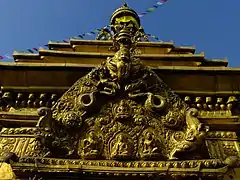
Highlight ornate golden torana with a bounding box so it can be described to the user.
[0,3,240,180]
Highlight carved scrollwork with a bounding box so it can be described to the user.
[36,107,53,130]
[61,111,84,129]
[77,92,97,110]
[162,110,185,130]
[168,108,209,160]
[145,93,166,112]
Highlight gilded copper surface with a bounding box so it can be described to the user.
[0,3,239,180]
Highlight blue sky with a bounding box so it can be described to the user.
[0,0,239,67]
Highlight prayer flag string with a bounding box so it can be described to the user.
[0,0,167,60]
[138,0,168,17]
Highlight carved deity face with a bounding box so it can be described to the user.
[114,16,138,34]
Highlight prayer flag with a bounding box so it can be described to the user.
[157,2,163,5]
[27,49,34,53]
[148,8,155,11]
[5,55,13,59]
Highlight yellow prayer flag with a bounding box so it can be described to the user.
[148,8,155,11]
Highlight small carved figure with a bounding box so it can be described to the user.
[139,131,161,160]
[96,45,133,96]
[113,100,132,121]
[143,132,158,154]
[106,46,131,82]
[111,134,132,160]
[82,131,100,159]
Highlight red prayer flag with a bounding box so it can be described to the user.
[160,0,168,2]
[0,56,4,60]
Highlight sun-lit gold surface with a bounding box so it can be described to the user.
[0,3,240,180]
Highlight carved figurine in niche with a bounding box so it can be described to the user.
[113,100,132,122]
[79,131,101,159]
[110,133,133,160]
[139,130,161,160]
